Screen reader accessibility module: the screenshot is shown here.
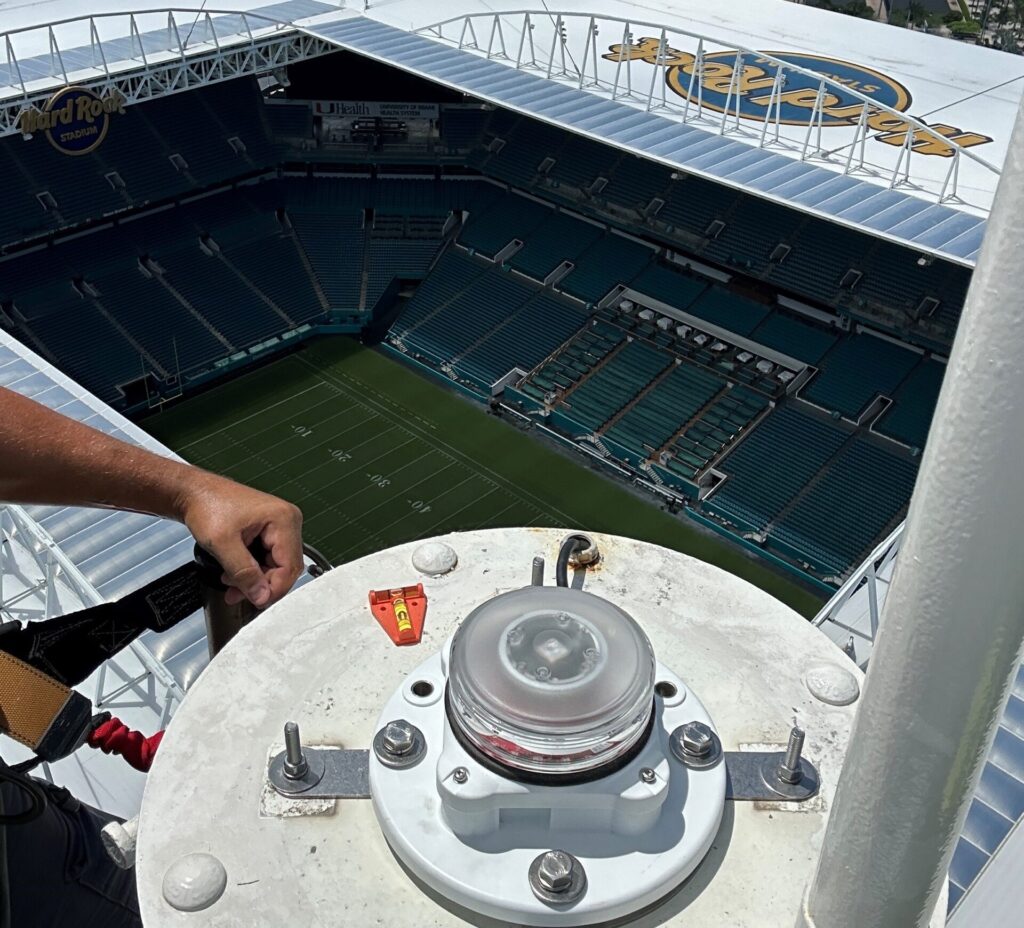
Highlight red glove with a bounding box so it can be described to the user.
[88,715,164,772]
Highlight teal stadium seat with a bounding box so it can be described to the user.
[803,333,919,419]
[875,358,945,448]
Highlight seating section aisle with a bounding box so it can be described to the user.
[5,282,147,401]
[560,235,654,303]
[365,237,444,310]
[561,339,672,432]
[507,213,603,280]
[290,213,366,311]
[461,195,552,256]
[660,386,769,482]
[466,110,970,349]
[90,264,226,374]
[390,251,591,389]
[604,363,724,463]
[0,77,274,250]
[524,322,625,410]
[454,292,589,387]
[2,177,483,404]
[803,333,920,419]
[707,405,848,533]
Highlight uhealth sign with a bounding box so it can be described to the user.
[604,39,992,157]
[19,86,126,156]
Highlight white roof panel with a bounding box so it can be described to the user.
[0,330,192,601]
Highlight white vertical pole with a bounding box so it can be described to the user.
[800,96,1024,928]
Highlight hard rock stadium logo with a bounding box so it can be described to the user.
[18,86,125,157]
[603,39,991,157]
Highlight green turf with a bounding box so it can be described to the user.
[142,338,825,617]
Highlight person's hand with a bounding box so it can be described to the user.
[175,470,304,608]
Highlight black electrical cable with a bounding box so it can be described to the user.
[302,542,333,576]
[555,534,590,587]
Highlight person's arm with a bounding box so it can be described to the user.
[0,387,303,607]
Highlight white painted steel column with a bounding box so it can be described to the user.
[800,101,1024,927]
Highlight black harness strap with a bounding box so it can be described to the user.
[0,562,203,688]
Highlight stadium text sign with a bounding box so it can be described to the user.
[313,101,439,120]
[18,86,126,156]
[604,40,991,157]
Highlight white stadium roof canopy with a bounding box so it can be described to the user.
[1,0,1022,264]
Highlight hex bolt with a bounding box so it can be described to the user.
[283,721,308,780]
[670,721,721,769]
[778,727,805,785]
[382,720,415,757]
[639,766,657,784]
[373,719,425,770]
[680,721,714,758]
[452,766,469,784]
[531,556,545,586]
[529,849,587,905]
[537,851,574,893]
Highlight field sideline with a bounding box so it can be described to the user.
[142,338,824,617]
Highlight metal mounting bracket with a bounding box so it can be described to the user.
[723,751,820,802]
[268,748,370,799]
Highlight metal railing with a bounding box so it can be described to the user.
[419,11,1000,207]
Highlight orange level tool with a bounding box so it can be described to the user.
[368,584,427,645]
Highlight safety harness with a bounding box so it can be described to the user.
[0,561,204,765]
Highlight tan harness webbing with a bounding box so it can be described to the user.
[0,651,75,752]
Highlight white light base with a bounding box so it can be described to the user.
[370,651,725,926]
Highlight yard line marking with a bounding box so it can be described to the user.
[298,356,579,526]
[223,416,398,485]
[174,383,325,454]
[189,400,378,469]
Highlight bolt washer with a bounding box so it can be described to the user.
[669,722,723,770]
[268,748,326,795]
[372,720,426,770]
[758,753,820,800]
[528,850,587,906]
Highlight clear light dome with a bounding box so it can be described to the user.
[447,587,656,777]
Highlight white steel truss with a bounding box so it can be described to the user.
[418,11,1000,207]
[0,9,335,138]
[0,503,101,622]
[812,521,904,668]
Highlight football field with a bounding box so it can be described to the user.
[142,338,824,617]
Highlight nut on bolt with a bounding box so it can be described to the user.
[529,850,587,905]
[372,719,425,769]
[670,721,722,769]
[382,720,415,756]
[538,851,574,892]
